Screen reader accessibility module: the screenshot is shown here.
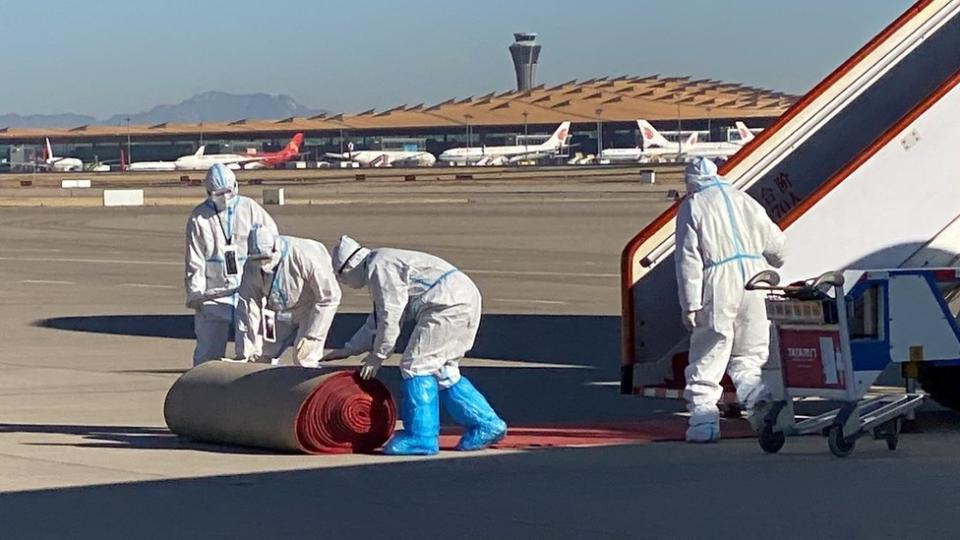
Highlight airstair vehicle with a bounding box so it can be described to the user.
[620,0,960,412]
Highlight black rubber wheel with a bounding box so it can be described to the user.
[827,426,856,458]
[885,434,899,451]
[759,426,786,454]
[720,403,743,419]
[883,419,901,451]
[918,364,960,410]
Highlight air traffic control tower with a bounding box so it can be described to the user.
[509,33,541,92]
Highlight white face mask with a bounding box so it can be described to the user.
[257,257,276,271]
[211,189,236,211]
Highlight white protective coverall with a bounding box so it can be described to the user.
[675,157,786,440]
[331,236,481,388]
[235,232,342,367]
[185,164,278,365]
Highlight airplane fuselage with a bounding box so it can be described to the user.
[48,158,84,172]
[344,151,436,167]
[127,161,177,172]
[175,154,246,171]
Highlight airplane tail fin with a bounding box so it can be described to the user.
[637,120,672,149]
[287,133,304,152]
[543,121,571,149]
[194,146,206,157]
[735,121,755,143]
[45,138,54,160]
[685,132,699,146]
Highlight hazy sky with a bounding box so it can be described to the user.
[0,0,912,117]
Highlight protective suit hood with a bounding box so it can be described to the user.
[205,163,239,210]
[247,226,281,269]
[332,235,371,289]
[684,157,724,194]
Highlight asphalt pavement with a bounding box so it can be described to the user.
[0,177,957,539]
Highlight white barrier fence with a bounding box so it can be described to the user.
[263,188,285,206]
[61,179,92,189]
[102,189,144,207]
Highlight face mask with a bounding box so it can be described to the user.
[257,257,276,272]
[210,188,236,211]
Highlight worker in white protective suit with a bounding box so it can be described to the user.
[675,157,786,443]
[324,236,507,455]
[235,228,342,367]
[185,163,278,366]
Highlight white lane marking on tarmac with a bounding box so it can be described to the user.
[492,298,569,305]
[117,283,177,289]
[0,256,179,266]
[0,256,617,278]
[20,279,76,285]
[466,269,618,278]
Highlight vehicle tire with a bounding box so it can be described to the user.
[759,426,786,454]
[827,426,855,458]
[918,364,960,410]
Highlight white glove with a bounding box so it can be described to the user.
[322,348,352,362]
[295,337,323,366]
[682,310,699,332]
[359,353,386,380]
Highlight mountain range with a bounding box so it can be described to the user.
[0,91,326,129]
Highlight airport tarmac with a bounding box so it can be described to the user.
[1,177,959,539]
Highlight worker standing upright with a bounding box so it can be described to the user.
[675,157,786,443]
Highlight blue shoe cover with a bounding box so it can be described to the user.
[383,376,439,455]
[440,376,507,451]
[685,421,720,443]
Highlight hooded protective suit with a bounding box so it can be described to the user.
[329,236,506,454]
[675,158,786,442]
[185,164,278,365]
[235,231,342,367]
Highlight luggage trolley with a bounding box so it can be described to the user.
[745,268,960,457]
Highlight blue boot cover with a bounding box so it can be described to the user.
[439,376,507,451]
[383,376,440,455]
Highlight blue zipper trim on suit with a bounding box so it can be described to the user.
[705,177,760,279]
[267,237,290,310]
[411,268,458,292]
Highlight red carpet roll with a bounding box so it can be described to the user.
[164,362,396,454]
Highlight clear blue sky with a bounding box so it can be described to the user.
[0,0,913,117]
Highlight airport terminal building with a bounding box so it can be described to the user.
[0,75,795,167]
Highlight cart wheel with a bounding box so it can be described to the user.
[759,426,786,454]
[885,434,899,451]
[884,419,901,451]
[827,426,856,458]
[720,403,743,419]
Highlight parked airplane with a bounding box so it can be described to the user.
[598,121,695,163]
[38,139,84,172]
[437,121,571,166]
[681,121,756,160]
[126,161,177,172]
[600,121,757,163]
[174,133,304,170]
[325,149,436,167]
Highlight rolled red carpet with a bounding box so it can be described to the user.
[296,371,396,454]
[164,362,397,454]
